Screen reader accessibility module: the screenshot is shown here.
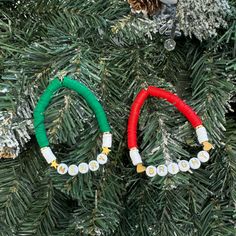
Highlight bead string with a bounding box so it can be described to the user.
[33,76,112,176]
[127,86,213,177]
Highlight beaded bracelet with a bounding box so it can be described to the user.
[33,76,112,176]
[127,86,213,177]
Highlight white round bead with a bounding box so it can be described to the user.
[156,165,168,177]
[167,163,179,175]
[97,153,108,165]
[68,164,79,176]
[189,158,201,169]
[178,160,190,172]
[89,160,99,172]
[57,163,68,175]
[146,166,157,177]
[197,151,210,163]
[78,162,89,174]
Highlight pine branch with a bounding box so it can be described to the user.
[72,171,124,235]
[0,151,33,233]
[15,180,70,236]
[190,44,235,147]
[0,1,235,235]
[200,119,236,236]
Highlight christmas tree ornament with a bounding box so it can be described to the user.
[112,0,181,46]
[164,38,176,51]
[127,86,213,178]
[163,4,178,51]
[33,76,112,176]
[127,0,180,50]
[125,0,231,49]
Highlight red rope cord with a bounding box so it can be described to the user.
[127,86,202,149]
[127,89,149,148]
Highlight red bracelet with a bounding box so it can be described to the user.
[127,86,213,177]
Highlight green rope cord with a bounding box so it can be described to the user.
[33,76,111,148]
[62,77,110,132]
[33,79,62,148]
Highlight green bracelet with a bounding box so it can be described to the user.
[33,76,112,176]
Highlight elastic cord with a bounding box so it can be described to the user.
[127,89,149,148]
[34,77,111,148]
[62,77,111,132]
[147,86,202,127]
[127,86,202,149]
[33,79,62,147]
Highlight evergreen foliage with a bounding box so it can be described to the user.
[0,0,235,235]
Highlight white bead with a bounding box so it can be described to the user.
[196,126,209,144]
[167,163,179,175]
[189,158,201,169]
[146,166,157,177]
[78,163,89,174]
[57,163,68,175]
[156,165,168,176]
[102,133,112,148]
[97,153,108,165]
[178,160,190,172]
[129,148,142,166]
[41,147,56,164]
[89,160,99,172]
[68,164,79,176]
[197,151,210,163]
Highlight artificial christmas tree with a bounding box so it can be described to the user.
[0,0,235,235]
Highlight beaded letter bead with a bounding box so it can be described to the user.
[57,163,68,175]
[156,165,168,177]
[197,151,210,163]
[146,166,157,177]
